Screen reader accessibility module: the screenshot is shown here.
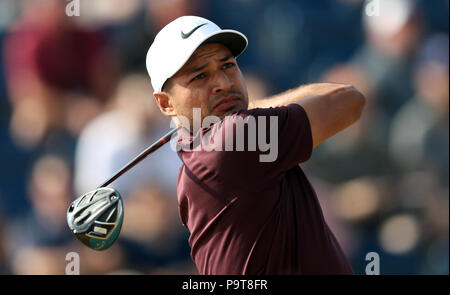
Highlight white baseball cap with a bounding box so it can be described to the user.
[146,16,248,92]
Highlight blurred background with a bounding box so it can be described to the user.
[0,0,447,275]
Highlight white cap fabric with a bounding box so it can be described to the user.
[146,16,248,92]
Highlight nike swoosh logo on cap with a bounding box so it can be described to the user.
[181,23,207,39]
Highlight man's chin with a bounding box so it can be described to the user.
[214,103,247,118]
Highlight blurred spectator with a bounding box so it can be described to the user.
[389,34,449,182]
[314,62,393,180]
[3,0,118,150]
[5,155,73,250]
[354,0,425,118]
[3,154,74,274]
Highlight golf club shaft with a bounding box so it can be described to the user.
[98,128,178,188]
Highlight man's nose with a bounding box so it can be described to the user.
[211,71,232,94]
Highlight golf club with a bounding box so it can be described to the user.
[67,128,178,250]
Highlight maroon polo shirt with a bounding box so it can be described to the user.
[176,104,353,275]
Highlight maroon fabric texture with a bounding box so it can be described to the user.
[177,104,353,275]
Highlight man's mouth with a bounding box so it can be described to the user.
[212,95,242,113]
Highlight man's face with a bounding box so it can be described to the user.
[154,43,249,130]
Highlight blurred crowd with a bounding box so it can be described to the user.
[0,0,448,275]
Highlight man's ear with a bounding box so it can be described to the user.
[154,91,177,116]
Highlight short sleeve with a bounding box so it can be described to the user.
[187,104,313,189]
[240,104,313,171]
[268,103,313,166]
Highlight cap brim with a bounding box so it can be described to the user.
[201,29,248,58]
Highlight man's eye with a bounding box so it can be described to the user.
[191,73,206,82]
[222,62,235,70]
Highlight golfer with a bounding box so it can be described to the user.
[146,16,365,274]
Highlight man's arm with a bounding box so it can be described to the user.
[249,83,366,149]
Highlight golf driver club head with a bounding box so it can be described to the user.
[67,187,123,251]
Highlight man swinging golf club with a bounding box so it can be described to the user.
[146,16,366,275]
